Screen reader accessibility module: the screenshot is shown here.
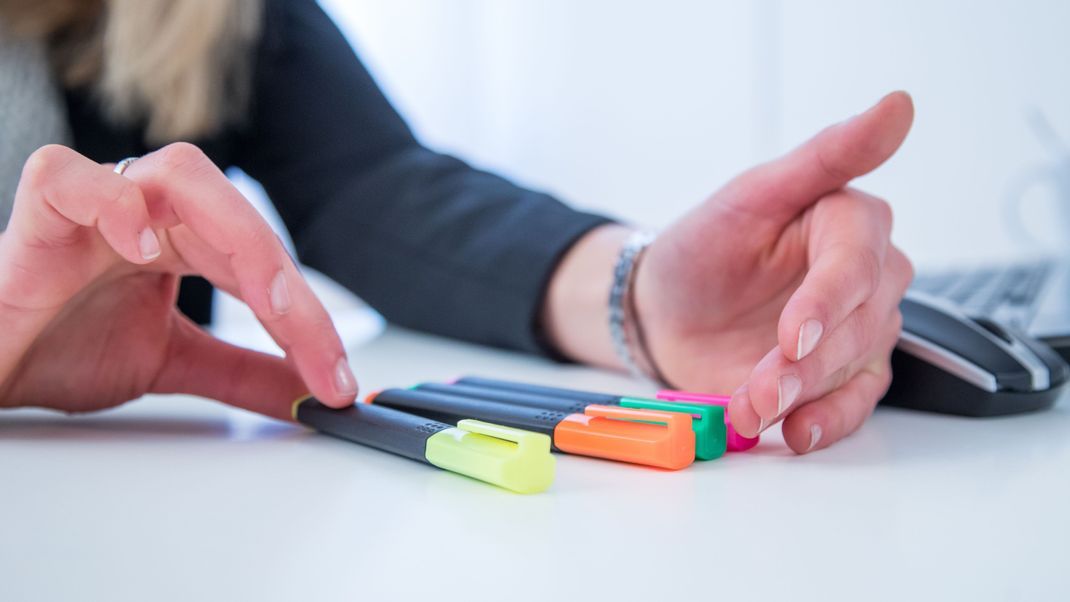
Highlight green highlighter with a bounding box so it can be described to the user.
[618,398,726,461]
[415,382,727,461]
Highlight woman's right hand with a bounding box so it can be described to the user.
[0,143,358,420]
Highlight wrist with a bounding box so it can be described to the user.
[614,231,669,383]
[541,224,632,368]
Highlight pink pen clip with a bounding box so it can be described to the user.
[657,390,759,452]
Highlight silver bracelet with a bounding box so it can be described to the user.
[609,230,659,380]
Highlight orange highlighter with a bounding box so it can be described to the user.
[367,388,695,470]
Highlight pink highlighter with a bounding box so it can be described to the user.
[656,390,759,452]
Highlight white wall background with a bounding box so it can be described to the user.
[221,0,1070,349]
[318,0,1070,270]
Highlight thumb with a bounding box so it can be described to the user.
[151,312,313,421]
[725,91,914,221]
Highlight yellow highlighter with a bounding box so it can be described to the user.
[293,396,555,494]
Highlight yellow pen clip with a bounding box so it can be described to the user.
[456,419,552,454]
[425,419,555,494]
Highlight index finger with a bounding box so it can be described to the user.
[123,143,357,407]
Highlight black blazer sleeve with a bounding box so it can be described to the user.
[234,0,611,355]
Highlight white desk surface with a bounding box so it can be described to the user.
[2,326,1068,601]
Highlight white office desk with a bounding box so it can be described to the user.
[2,326,1068,601]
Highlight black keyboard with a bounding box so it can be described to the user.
[910,260,1054,329]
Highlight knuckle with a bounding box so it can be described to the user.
[829,243,882,299]
[877,364,894,396]
[311,321,345,355]
[834,409,852,439]
[814,144,852,182]
[866,195,893,226]
[21,145,77,189]
[885,359,898,390]
[829,365,851,395]
[848,303,885,357]
[306,312,340,344]
[807,349,834,389]
[258,308,288,325]
[791,291,829,326]
[882,313,903,351]
[853,311,878,355]
[108,178,144,213]
[153,142,212,176]
[896,249,916,289]
[853,246,883,296]
[239,222,278,257]
[282,315,338,355]
[890,309,904,336]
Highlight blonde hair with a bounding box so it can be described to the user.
[0,0,262,142]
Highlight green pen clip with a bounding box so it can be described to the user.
[619,398,727,460]
[425,419,556,494]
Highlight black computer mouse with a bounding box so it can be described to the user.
[880,294,1070,416]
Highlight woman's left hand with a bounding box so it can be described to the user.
[545,92,915,453]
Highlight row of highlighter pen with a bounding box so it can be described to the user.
[292,376,758,494]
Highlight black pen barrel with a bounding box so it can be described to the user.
[454,376,621,405]
[295,397,449,463]
[371,389,562,438]
[416,382,591,414]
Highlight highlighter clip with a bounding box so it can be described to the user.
[552,405,695,470]
[425,419,556,494]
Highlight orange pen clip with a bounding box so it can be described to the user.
[551,404,695,470]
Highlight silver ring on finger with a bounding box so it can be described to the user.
[113,156,140,176]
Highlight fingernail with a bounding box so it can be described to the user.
[269,270,291,315]
[756,416,765,435]
[777,374,802,415]
[797,319,823,360]
[806,423,823,452]
[334,357,358,397]
[139,228,161,260]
